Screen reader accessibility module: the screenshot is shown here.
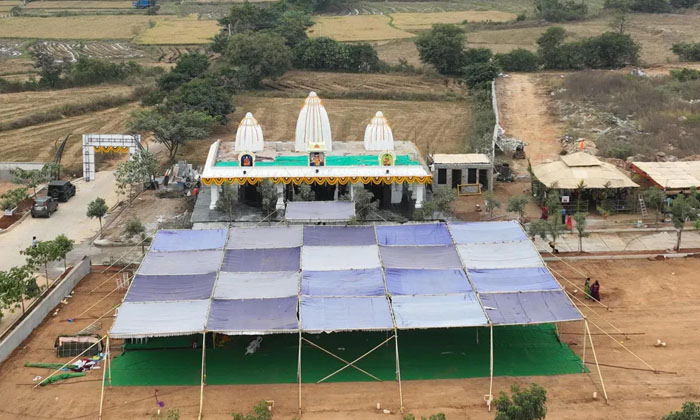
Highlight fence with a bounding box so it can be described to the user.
[0,162,47,181]
[0,257,91,364]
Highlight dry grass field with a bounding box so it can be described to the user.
[391,10,517,31]
[309,15,413,42]
[135,17,218,45]
[24,0,132,8]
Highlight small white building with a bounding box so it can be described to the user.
[200,92,433,213]
[430,153,493,193]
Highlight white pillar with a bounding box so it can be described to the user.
[276,183,285,210]
[209,185,219,210]
[410,183,417,199]
[82,139,95,182]
[415,184,425,209]
[333,184,339,201]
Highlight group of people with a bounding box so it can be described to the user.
[584,277,601,301]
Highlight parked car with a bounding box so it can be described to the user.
[48,180,76,202]
[31,197,58,218]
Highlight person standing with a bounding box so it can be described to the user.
[584,278,591,300]
[541,205,549,221]
[561,207,567,224]
[32,236,38,247]
[590,280,601,301]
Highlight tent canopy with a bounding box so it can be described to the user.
[125,273,217,302]
[301,296,394,332]
[385,268,471,295]
[376,223,453,246]
[214,271,299,299]
[302,268,385,296]
[480,291,582,325]
[110,300,209,339]
[207,297,299,335]
[457,241,543,269]
[303,225,376,246]
[392,294,488,329]
[151,229,227,252]
[449,221,527,244]
[467,268,561,293]
[139,250,223,275]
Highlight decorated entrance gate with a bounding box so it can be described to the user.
[82,134,142,181]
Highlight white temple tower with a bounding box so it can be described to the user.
[363,111,394,151]
[295,91,333,152]
[235,112,264,152]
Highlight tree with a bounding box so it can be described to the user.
[463,47,493,65]
[32,50,68,88]
[670,68,700,82]
[273,10,313,47]
[494,384,547,420]
[158,53,210,92]
[113,149,160,202]
[216,184,237,222]
[643,188,666,225]
[21,241,58,287]
[630,0,672,12]
[529,191,566,246]
[423,185,457,217]
[573,212,588,252]
[606,0,633,34]
[258,180,278,216]
[0,265,40,314]
[669,0,699,7]
[582,32,639,69]
[352,186,379,221]
[507,195,529,222]
[0,187,28,211]
[663,401,700,420]
[536,27,569,70]
[294,184,315,201]
[10,167,46,196]
[464,61,499,89]
[87,197,109,231]
[128,108,215,158]
[292,38,380,72]
[672,42,700,62]
[484,190,501,218]
[415,24,467,75]
[495,49,539,72]
[225,32,292,87]
[670,193,699,251]
[534,0,588,21]
[53,234,74,270]
[169,77,234,123]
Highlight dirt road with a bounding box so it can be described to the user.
[496,73,563,172]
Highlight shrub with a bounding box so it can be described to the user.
[672,42,700,61]
[463,47,493,65]
[495,384,547,420]
[669,0,699,7]
[670,68,700,82]
[663,401,700,420]
[582,32,639,68]
[464,61,499,89]
[292,37,379,72]
[630,0,673,12]
[0,188,28,211]
[125,218,145,238]
[534,0,588,21]
[495,48,539,72]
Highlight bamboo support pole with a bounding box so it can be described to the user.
[394,331,404,413]
[315,336,394,383]
[586,320,609,403]
[302,338,383,381]
[98,337,108,420]
[581,320,587,372]
[488,324,494,411]
[198,332,206,420]
[297,331,302,417]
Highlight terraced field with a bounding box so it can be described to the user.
[30,40,145,60]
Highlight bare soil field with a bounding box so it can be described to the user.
[0,103,136,173]
[328,0,605,15]
[310,15,413,42]
[376,39,422,66]
[0,257,697,419]
[23,0,132,8]
[134,17,218,45]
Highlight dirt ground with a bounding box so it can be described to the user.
[496,73,563,173]
[452,181,540,222]
[1,257,699,420]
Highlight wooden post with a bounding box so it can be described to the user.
[198,332,206,420]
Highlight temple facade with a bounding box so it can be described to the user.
[200,92,433,213]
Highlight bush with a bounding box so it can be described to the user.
[663,401,700,420]
[670,68,700,82]
[495,48,539,72]
[226,32,292,86]
[464,61,499,89]
[672,42,700,61]
[125,218,145,238]
[414,24,467,75]
[292,37,379,72]
[669,0,699,7]
[495,384,547,420]
[463,47,493,65]
[534,0,588,21]
[630,0,673,12]
[0,188,28,211]
[537,28,639,69]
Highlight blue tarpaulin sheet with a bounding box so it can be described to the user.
[301,296,394,332]
[448,221,528,244]
[150,229,227,252]
[392,293,488,329]
[380,245,462,269]
[125,273,216,302]
[385,269,471,295]
[222,248,301,272]
[302,268,385,296]
[467,268,561,293]
[376,223,453,246]
[207,297,299,334]
[138,250,223,275]
[480,291,582,325]
[303,226,377,246]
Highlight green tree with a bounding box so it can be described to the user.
[294,184,315,201]
[534,0,588,21]
[225,32,292,87]
[495,384,547,420]
[643,188,666,225]
[128,108,215,158]
[113,149,160,201]
[415,24,467,75]
[158,53,210,91]
[0,265,40,314]
[672,43,700,62]
[87,197,109,231]
[463,47,493,65]
[423,185,457,216]
[464,61,500,89]
[529,192,566,246]
[0,187,28,211]
[536,26,568,69]
[125,217,145,238]
[258,180,279,216]
[352,186,379,221]
[573,212,588,252]
[21,241,58,287]
[216,184,237,222]
[630,0,672,12]
[583,32,639,68]
[670,193,700,251]
[669,0,699,7]
[10,167,46,196]
[495,49,539,72]
[32,50,68,88]
[273,10,313,47]
[169,77,234,123]
[52,234,74,270]
[663,401,700,420]
[484,190,501,218]
[507,195,529,222]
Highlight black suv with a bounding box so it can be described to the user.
[31,197,58,218]
[48,180,76,202]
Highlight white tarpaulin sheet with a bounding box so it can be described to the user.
[138,250,223,275]
[151,229,227,252]
[391,294,488,329]
[380,245,463,269]
[227,226,303,249]
[110,300,209,338]
[214,271,299,299]
[301,245,380,271]
[301,296,394,332]
[448,221,528,244]
[457,241,543,269]
[285,201,355,222]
